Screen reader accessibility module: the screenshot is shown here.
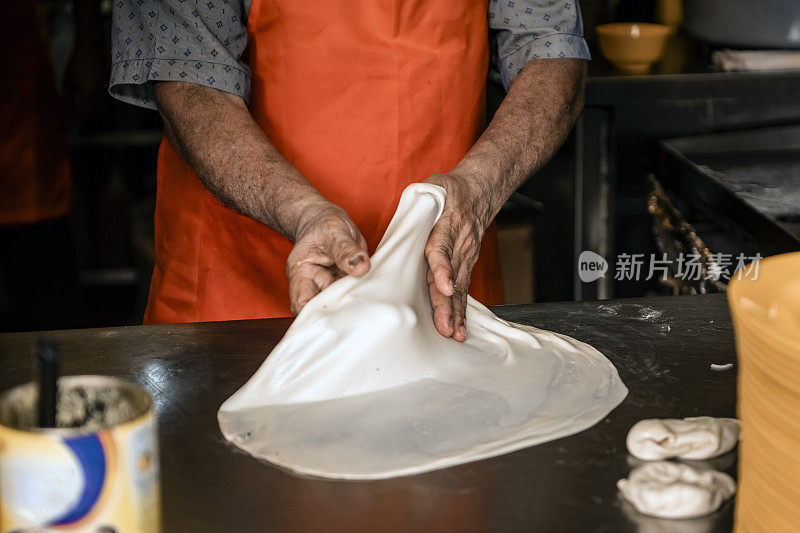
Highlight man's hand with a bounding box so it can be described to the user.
[424,172,492,343]
[154,82,373,314]
[287,204,371,315]
[423,58,586,342]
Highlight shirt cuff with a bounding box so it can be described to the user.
[498,32,590,90]
[109,57,251,111]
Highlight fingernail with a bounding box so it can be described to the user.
[458,326,466,337]
[347,253,365,268]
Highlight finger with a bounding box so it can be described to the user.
[312,267,337,292]
[286,245,334,276]
[327,229,371,277]
[451,268,471,343]
[289,273,320,315]
[425,226,454,297]
[427,268,454,337]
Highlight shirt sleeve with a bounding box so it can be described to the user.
[109,0,251,110]
[489,0,591,90]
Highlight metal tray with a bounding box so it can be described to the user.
[659,125,800,256]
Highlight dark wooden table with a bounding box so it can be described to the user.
[0,294,738,532]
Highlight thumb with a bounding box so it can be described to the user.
[327,225,371,277]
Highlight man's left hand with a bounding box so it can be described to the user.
[424,172,492,343]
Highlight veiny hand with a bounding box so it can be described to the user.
[424,172,492,342]
[287,203,370,314]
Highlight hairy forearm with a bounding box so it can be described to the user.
[454,58,587,227]
[154,82,330,240]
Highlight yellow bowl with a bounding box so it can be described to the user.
[596,23,672,75]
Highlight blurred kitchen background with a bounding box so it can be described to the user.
[2,0,799,332]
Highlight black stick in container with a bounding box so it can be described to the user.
[36,339,60,428]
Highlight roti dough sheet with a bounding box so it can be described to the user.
[218,184,628,479]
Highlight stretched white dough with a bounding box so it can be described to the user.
[618,461,735,519]
[627,417,740,461]
[217,184,628,479]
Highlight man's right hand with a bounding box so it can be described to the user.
[153,82,371,314]
[287,204,371,315]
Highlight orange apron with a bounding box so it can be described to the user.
[144,0,504,324]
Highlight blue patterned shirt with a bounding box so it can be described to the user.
[109,0,590,110]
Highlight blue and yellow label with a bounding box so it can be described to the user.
[0,410,159,532]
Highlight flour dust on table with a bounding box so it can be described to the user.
[218,184,628,479]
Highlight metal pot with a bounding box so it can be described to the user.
[683,0,800,49]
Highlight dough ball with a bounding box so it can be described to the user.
[626,417,739,461]
[617,461,736,519]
